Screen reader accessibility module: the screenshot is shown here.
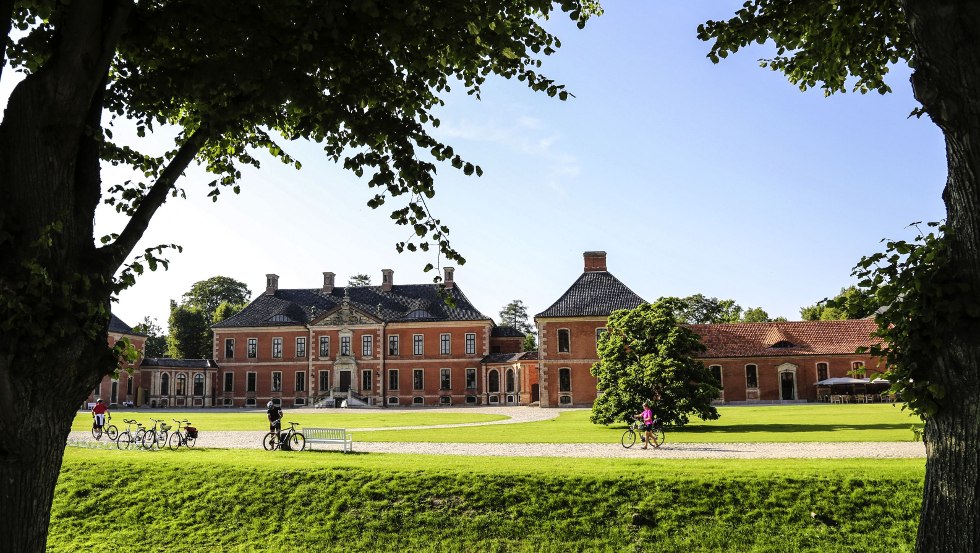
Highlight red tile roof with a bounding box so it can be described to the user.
[687,320,881,358]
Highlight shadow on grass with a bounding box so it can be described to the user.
[676,423,912,435]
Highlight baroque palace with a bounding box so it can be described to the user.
[91,251,880,409]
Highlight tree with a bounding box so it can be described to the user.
[166,302,211,359]
[347,274,372,287]
[740,307,784,323]
[522,333,538,352]
[131,316,167,358]
[699,3,980,550]
[800,286,878,321]
[182,276,251,323]
[664,294,742,324]
[590,300,721,427]
[499,299,534,334]
[212,300,248,325]
[0,4,598,548]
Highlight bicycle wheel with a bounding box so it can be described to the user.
[116,431,133,450]
[621,429,637,448]
[289,432,305,452]
[134,429,146,448]
[105,424,118,441]
[167,432,182,450]
[185,434,196,448]
[650,428,666,448]
[142,430,158,450]
[263,432,279,451]
[91,425,102,440]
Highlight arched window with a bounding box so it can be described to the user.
[193,373,205,396]
[160,373,170,396]
[506,369,515,393]
[488,370,500,393]
[745,364,758,389]
[176,373,187,396]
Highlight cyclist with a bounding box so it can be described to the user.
[266,400,283,433]
[92,399,110,430]
[638,402,655,449]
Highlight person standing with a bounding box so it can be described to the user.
[266,400,283,433]
[638,402,655,449]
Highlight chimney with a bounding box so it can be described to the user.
[265,274,279,295]
[443,266,455,289]
[381,268,394,292]
[583,251,607,272]
[322,272,335,294]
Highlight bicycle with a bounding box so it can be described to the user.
[92,415,118,441]
[115,418,147,450]
[141,418,171,450]
[621,417,665,449]
[263,421,305,451]
[167,419,198,450]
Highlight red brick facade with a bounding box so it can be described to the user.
[86,315,146,407]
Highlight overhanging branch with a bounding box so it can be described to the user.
[0,0,14,84]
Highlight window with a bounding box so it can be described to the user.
[488,370,500,393]
[362,335,373,357]
[247,338,257,359]
[745,364,759,388]
[272,338,282,359]
[506,369,515,393]
[126,374,133,395]
[559,368,571,392]
[340,336,351,356]
[413,396,424,405]
[318,370,330,392]
[225,338,235,359]
[817,362,829,381]
[413,334,424,355]
[558,329,570,353]
[440,333,451,355]
[710,365,723,385]
[247,372,256,392]
[440,396,451,405]
[595,327,607,346]
[413,369,424,390]
[388,369,399,391]
[272,371,282,392]
[319,336,330,357]
[465,333,476,355]
[193,373,205,396]
[851,361,865,373]
[362,370,372,391]
[176,374,187,396]
[224,372,234,393]
[295,371,306,392]
[465,368,477,389]
[388,335,399,355]
[296,337,306,358]
[440,368,451,390]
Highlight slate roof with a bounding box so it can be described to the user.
[109,314,144,336]
[213,284,490,328]
[687,320,881,358]
[491,325,526,338]
[141,358,219,369]
[535,271,646,318]
[481,352,523,364]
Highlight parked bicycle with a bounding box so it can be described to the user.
[115,418,147,450]
[263,421,305,451]
[141,418,171,450]
[92,415,118,441]
[621,417,665,449]
[167,419,199,450]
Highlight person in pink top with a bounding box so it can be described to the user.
[91,399,110,429]
[638,402,655,449]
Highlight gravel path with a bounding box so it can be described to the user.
[68,407,926,459]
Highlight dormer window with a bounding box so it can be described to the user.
[771,340,794,348]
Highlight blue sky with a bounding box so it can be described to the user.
[2,2,948,331]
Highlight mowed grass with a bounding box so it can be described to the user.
[51,447,923,552]
[357,403,923,443]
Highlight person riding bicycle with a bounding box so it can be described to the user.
[266,401,283,433]
[638,402,655,449]
[92,399,110,429]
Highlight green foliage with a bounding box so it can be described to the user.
[740,306,787,322]
[51,448,921,552]
[212,301,247,325]
[347,274,372,287]
[663,294,742,324]
[131,316,167,357]
[800,286,878,321]
[166,303,210,359]
[181,276,251,322]
[590,301,720,426]
[697,1,911,96]
[499,299,535,335]
[522,332,538,352]
[852,223,980,417]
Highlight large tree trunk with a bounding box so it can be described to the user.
[903,1,980,552]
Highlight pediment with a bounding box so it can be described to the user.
[311,303,380,327]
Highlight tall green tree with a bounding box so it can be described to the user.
[664,294,742,324]
[131,316,167,358]
[182,276,251,323]
[347,274,372,287]
[800,286,878,321]
[0,3,597,548]
[700,3,980,550]
[166,302,211,359]
[212,300,248,325]
[740,307,786,323]
[499,299,534,334]
[590,300,720,427]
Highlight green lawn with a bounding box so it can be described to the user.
[50,447,923,552]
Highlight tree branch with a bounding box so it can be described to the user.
[0,0,14,84]
[99,127,211,271]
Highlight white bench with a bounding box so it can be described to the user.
[303,427,353,452]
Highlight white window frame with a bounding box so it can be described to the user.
[296,337,306,358]
[388,335,399,355]
[440,368,451,390]
[745,364,759,389]
[225,338,235,359]
[319,336,330,357]
[440,333,451,355]
[413,369,424,390]
[272,371,282,392]
[247,338,257,359]
[388,369,400,391]
[246,371,257,393]
[557,328,570,353]
[465,333,476,355]
[362,335,373,357]
[295,371,306,392]
[413,334,424,355]
[272,337,283,359]
[558,367,572,392]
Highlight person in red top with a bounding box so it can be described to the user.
[92,399,110,429]
[638,402,655,449]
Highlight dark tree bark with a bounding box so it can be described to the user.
[903,1,980,551]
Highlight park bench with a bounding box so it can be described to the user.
[303,427,353,452]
